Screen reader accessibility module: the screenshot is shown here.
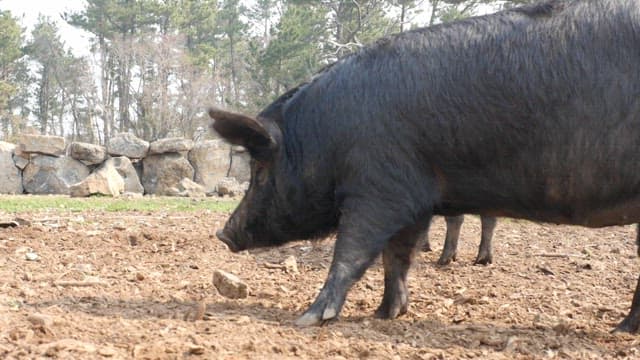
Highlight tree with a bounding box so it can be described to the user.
[0,10,25,140]
[436,0,493,23]
[26,16,67,135]
[65,0,156,141]
[60,54,99,143]
[248,0,281,44]
[387,0,426,32]
[130,33,184,139]
[216,0,248,106]
[321,0,393,58]
[65,1,117,142]
[169,0,218,67]
[256,3,327,98]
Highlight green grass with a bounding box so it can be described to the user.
[0,195,239,213]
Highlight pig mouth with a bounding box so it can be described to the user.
[216,230,241,252]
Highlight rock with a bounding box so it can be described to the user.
[14,217,31,226]
[107,133,149,159]
[148,138,194,155]
[109,157,144,194]
[188,140,231,193]
[12,142,29,170]
[14,246,30,256]
[283,255,299,274]
[142,153,194,195]
[0,220,19,228]
[27,313,54,327]
[229,149,250,183]
[212,270,248,299]
[98,346,118,357]
[19,134,66,156]
[69,159,125,197]
[23,155,90,195]
[13,154,29,170]
[171,178,206,198]
[42,339,97,356]
[132,159,143,182]
[216,177,248,197]
[67,142,107,165]
[122,192,143,199]
[0,141,23,194]
[188,344,206,355]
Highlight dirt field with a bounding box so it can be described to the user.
[2,197,640,359]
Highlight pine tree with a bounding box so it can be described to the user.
[0,10,25,140]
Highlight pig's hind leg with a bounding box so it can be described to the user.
[474,216,497,265]
[437,215,464,265]
[375,218,431,319]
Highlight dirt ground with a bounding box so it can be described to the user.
[2,198,640,359]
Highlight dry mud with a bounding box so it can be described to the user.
[1,202,640,359]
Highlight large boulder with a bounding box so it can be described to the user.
[0,141,23,194]
[69,159,125,197]
[107,133,149,159]
[188,140,231,193]
[142,153,194,195]
[19,134,65,156]
[228,146,250,183]
[170,178,206,198]
[148,138,194,155]
[23,155,90,195]
[109,157,144,194]
[68,142,107,165]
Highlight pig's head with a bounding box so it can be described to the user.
[208,108,297,252]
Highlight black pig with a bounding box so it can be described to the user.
[211,0,640,332]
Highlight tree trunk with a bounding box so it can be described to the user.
[99,35,112,144]
[38,68,50,135]
[57,92,66,137]
[229,34,240,105]
[430,0,440,26]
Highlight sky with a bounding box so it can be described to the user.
[1,0,91,56]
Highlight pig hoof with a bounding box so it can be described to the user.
[474,255,493,265]
[374,295,408,319]
[437,254,455,266]
[295,308,338,327]
[374,304,407,319]
[322,307,337,320]
[295,312,322,327]
[613,318,640,333]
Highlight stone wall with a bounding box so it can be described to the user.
[0,133,250,198]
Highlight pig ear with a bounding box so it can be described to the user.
[209,108,278,160]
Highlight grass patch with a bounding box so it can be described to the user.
[0,195,239,213]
